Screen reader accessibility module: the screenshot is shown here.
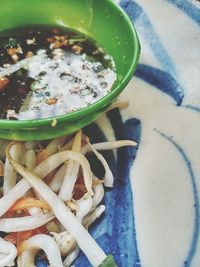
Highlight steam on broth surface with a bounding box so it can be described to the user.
[0,25,116,120]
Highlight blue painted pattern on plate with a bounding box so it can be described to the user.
[36,0,200,266]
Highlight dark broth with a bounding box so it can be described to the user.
[0,25,116,120]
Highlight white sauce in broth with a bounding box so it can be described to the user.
[19,49,116,120]
[0,25,116,120]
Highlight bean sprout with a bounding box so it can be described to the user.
[63,246,80,267]
[3,143,25,194]
[8,158,106,267]
[0,212,54,232]
[19,234,63,267]
[87,141,113,187]
[49,164,67,192]
[76,194,93,222]
[0,126,135,266]
[59,130,82,201]
[50,231,76,257]
[17,250,37,267]
[0,238,17,267]
[34,150,93,196]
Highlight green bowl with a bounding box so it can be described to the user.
[0,0,140,141]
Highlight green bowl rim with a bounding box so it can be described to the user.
[0,0,140,129]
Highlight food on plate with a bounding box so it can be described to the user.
[0,126,137,266]
[0,25,116,120]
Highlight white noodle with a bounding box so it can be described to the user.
[0,212,54,232]
[0,238,17,267]
[21,234,63,267]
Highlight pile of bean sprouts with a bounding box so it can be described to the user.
[0,108,136,267]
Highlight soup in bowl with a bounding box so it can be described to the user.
[0,0,140,141]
